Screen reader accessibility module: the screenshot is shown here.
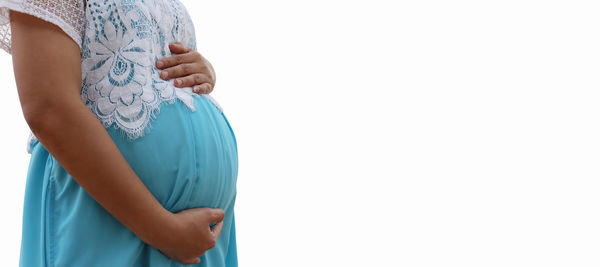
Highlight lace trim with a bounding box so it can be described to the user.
[26,94,224,154]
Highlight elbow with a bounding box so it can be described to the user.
[22,104,55,136]
[21,101,72,137]
[17,83,84,137]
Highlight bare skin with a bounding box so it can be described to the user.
[157,42,217,94]
[10,11,222,265]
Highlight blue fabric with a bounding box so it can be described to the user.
[20,94,238,267]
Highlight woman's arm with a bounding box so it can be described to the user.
[10,11,223,264]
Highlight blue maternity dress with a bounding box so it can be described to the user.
[0,0,238,266]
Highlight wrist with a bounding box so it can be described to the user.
[136,206,178,247]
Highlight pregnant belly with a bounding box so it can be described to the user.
[107,94,238,212]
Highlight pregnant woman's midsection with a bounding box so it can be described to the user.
[106,93,238,212]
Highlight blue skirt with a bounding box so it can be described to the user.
[19,94,238,267]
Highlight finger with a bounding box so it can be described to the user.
[168,42,192,54]
[156,51,202,70]
[209,209,225,222]
[174,73,212,88]
[161,63,202,81]
[193,83,213,94]
[210,221,224,239]
[180,257,201,265]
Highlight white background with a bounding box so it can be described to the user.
[1,0,600,266]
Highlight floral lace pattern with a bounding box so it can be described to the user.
[81,0,201,139]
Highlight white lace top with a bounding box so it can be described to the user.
[0,0,222,153]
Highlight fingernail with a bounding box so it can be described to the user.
[175,79,182,86]
[156,61,164,68]
[161,71,168,79]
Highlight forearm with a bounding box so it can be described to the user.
[28,98,173,245]
[9,9,173,247]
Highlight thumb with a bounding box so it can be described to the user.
[211,221,224,239]
[209,209,225,222]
